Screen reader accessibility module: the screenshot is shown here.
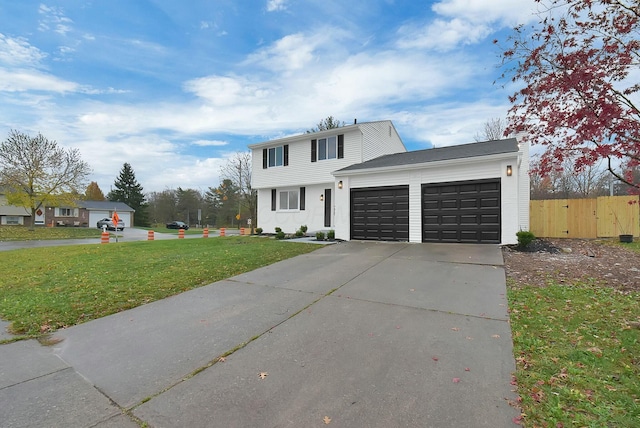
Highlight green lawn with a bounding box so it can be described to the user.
[508,281,640,426]
[0,225,102,241]
[0,237,318,337]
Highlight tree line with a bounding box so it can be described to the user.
[0,130,257,229]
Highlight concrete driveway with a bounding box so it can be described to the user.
[0,241,518,427]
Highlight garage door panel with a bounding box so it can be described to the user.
[481,198,500,208]
[422,179,501,244]
[351,186,409,242]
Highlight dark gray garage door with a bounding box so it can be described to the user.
[422,179,501,243]
[351,186,409,241]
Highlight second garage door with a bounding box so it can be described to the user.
[422,179,501,243]
[351,186,409,241]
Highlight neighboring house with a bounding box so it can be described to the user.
[250,120,529,245]
[45,201,135,228]
[0,193,135,227]
[0,194,31,225]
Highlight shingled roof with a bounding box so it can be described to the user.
[335,138,519,173]
[78,201,135,212]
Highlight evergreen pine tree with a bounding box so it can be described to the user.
[107,163,149,226]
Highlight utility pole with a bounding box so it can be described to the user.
[238,159,242,229]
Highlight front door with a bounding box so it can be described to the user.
[324,188,332,227]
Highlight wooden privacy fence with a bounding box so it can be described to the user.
[530,195,640,239]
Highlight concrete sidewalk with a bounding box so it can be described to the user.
[0,241,519,427]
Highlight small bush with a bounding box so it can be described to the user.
[315,231,325,241]
[275,231,285,240]
[275,227,282,233]
[300,225,308,233]
[516,230,535,248]
[255,227,263,235]
[327,230,335,240]
[295,230,304,237]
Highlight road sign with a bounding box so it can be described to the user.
[112,210,120,226]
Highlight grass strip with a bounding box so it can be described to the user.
[0,226,102,241]
[508,280,640,426]
[0,236,318,336]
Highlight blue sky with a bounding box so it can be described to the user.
[0,0,538,193]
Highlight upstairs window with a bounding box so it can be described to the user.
[311,135,344,162]
[318,136,336,160]
[263,145,289,168]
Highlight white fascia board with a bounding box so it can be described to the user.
[248,124,361,149]
[332,152,518,177]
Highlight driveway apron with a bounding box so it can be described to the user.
[1,241,519,427]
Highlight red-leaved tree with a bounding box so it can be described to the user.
[500,0,640,192]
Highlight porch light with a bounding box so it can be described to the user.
[320,194,324,201]
[506,165,513,176]
[338,181,343,189]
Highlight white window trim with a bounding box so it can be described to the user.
[57,207,77,217]
[268,146,284,168]
[278,189,299,211]
[317,136,337,161]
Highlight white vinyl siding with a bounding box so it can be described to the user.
[251,121,407,190]
[361,121,405,161]
[256,185,330,234]
[250,121,408,235]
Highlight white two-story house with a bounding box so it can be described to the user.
[250,120,406,236]
[250,120,529,245]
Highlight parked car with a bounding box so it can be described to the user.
[96,218,125,231]
[166,221,189,230]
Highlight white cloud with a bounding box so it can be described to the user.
[244,31,343,73]
[432,0,537,26]
[397,18,491,51]
[192,139,228,147]
[390,100,512,148]
[183,75,273,107]
[0,68,78,92]
[38,4,74,36]
[0,34,47,67]
[266,0,288,12]
[397,0,537,51]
